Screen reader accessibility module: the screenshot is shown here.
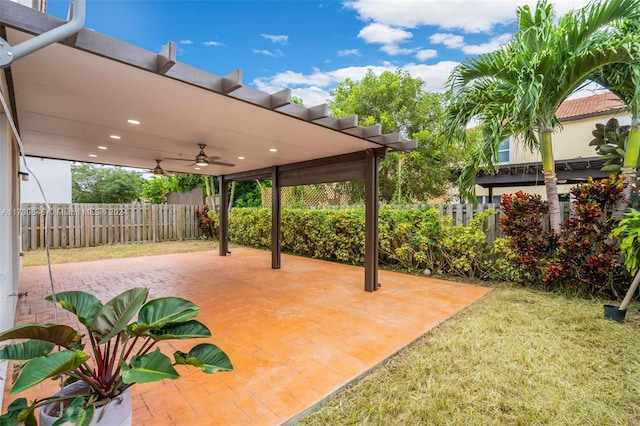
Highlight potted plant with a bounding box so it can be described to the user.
[0,287,233,425]
[609,208,640,321]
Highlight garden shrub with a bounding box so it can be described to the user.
[543,176,624,297]
[500,192,557,286]
[221,206,498,277]
[197,206,217,239]
[438,209,496,278]
[322,208,365,264]
[378,207,441,270]
[482,237,523,282]
[500,176,626,298]
[229,208,271,248]
[282,209,333,260]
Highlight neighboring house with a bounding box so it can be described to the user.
[474,92,628,202]
[20,157,72,204]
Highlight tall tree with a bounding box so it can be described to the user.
[330,69,457,203]
[445,0,639,232]
[72,163,145,203]
[141,177,170,204]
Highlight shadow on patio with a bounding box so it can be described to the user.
[3,247,490,425]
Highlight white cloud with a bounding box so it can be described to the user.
[337,49,361,57]
[179,40,193,45]
[261,34,289,44]
[381,45,414,55]
[203,41,223,47]
[252,49,284,57]
[461,34,512,54]
[358,23,413,56]
[430,33,464,49]
[291,87,332,107]
[252,60,459,107]
[358,23,413,44]
[345,0,593,33]
[415,49,438,61]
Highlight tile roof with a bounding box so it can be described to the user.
[556,92,626,120]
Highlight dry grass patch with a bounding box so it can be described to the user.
[22,240,217,266]
[301,288,640,426]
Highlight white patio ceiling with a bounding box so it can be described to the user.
[1,2,413,177]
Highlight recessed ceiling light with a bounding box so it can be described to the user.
[127,119,140,125]
[238,156,245,160]
[110,135,121,140]
[89,154,97,158]
[194,167,201,170]
[97,146,107,150]
[269,148,278,152]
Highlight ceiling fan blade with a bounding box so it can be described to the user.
[209,160,235,167]
[164,157,192,162]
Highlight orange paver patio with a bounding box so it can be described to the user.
[2,247,490,425]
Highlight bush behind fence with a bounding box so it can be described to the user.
[20,203,201,250]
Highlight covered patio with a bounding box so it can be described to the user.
[2,248,490,425]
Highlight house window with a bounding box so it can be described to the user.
[497,137,511,164]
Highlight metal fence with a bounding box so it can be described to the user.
[20,203,201,250]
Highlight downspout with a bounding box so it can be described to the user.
[0,0,86,68]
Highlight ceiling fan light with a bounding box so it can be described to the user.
[153,160,165,176]
[195,154,209,167]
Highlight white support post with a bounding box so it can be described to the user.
[0,112,19,409]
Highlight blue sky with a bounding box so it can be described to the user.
[46,0,593,107]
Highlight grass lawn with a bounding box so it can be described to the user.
[22,241,640,424]
[21,239,217,266]
[301,287,640,425]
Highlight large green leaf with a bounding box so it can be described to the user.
[174,343,233,374]
[121,348,179,384]
[11,350,90,394]
[0,398,35,426]
[0,324,80,349]
[136,297,200,332]
[52,396,94,426]
[91,288,148,345]
[148,320,211,341]
[0,340,54,361]
[45,291,103,327]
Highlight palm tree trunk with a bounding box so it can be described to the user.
[620,267,640,310]
[540,130,561,233]
[614,118,639,218]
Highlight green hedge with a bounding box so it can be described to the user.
[210,207,509,279]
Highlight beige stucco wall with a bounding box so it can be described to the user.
[510,111,631,164]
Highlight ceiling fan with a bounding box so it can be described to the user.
[166,144,235,167]
[149,159,178,177]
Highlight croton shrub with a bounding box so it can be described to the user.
[500,176,626,297]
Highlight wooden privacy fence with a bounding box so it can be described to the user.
[20,204,201,250]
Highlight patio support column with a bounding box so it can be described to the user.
[218,175,229,256]
[271,166,281,269]
[364,149,380,292]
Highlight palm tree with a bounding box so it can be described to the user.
[590,47,640,217]
[446,0,640,233]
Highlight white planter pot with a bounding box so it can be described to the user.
[39,382,132,426]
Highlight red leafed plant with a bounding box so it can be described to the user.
[499,191,557,287]
[500,176,626,297]
[543,176,625,297]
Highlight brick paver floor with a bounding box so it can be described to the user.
[2,246,490,425]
